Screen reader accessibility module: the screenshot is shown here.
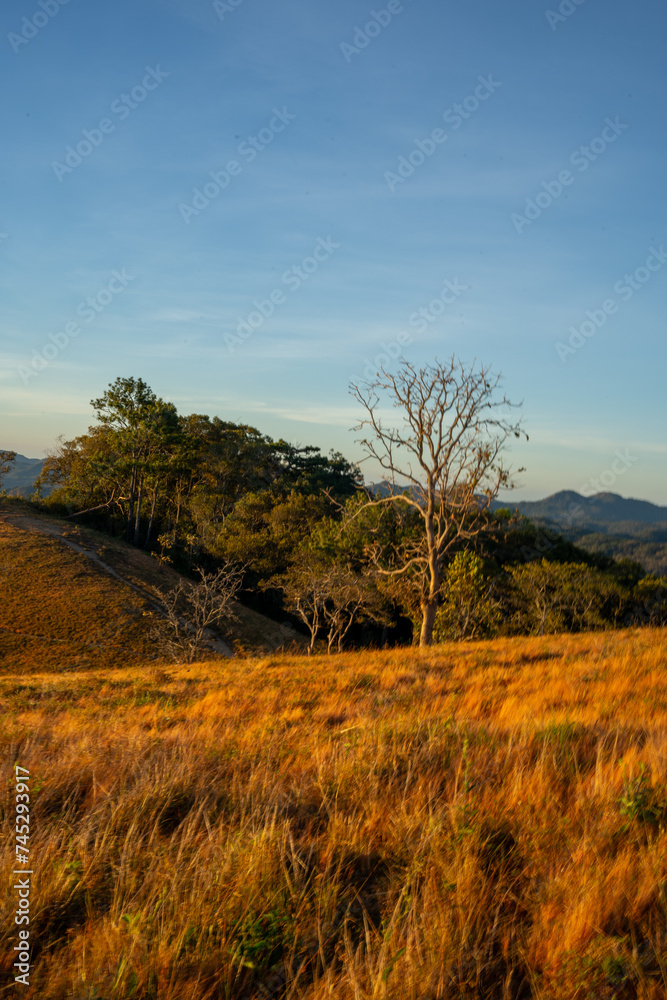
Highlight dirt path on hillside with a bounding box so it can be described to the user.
[1,512,233,657]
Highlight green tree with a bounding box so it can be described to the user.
[214,490,335,582]
[90,377,180,545]
[36,429,126,522]
[627,576,667,626]
[0,450,17,494]
[508,559,623,635]
[433,551,501,642]
[271,442,363,498]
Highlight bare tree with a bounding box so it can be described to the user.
[321,566,388,654]
[279,556,387,654]
[350,357,526,646]
[278,561,327,655]
[149,565,242,663]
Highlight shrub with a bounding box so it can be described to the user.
[507,559,623,635]
[433,551,501,641]
[148,564,242,663]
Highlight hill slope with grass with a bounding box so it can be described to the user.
[2,628,667,998]
[0,498,302,672]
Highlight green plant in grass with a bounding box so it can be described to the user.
[229,907,294,972]
[618,762,667,831]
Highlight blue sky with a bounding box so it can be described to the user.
[1,0,666,502]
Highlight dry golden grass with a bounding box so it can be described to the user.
[2,628,667,998]
[0,508,157,671]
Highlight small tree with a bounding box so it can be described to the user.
[278,554,386,654]
[320,566,387,654]
[350,357,526,646]
[433,551,501,642]
[149,565,242,663]
[0,450,17,494]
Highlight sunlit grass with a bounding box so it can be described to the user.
[0,510,158,672]
[2,628,667,997]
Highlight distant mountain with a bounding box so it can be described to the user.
[368,486,667,575]
[367,480,410,498]
[493,491,667,576]
[1,454,45,497]
[497,491,667,527]
[372,485,667,527]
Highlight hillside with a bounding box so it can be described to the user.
[564,526,667,577]
[1,453,44,497]
[506,490,667,526]
[2,629,667,998]
[0,498,303,671]
[495,491,667,575]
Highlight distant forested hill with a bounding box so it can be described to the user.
[501,490,667,526]
[493,491,667,575]
[1,454,44,497]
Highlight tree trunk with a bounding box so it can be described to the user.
[126,466,136,543]
[133,476,143,546]
[420,503,442,646]
[145,480,159,549]
[175,493,182,527]
[420,598,439,646]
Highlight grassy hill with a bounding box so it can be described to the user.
[2,628,667,997]
[0,498,303,672]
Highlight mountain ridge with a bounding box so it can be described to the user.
[369,482,667,524]
[492,490,667,576]
[367,484,667,574]
[1,452,45,496]
[494,490,667,526]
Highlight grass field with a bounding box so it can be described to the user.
[2,628,667,998]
